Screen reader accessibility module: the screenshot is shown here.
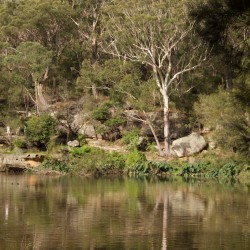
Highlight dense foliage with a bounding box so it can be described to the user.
[0,0,248,161]
[25,114,55,148]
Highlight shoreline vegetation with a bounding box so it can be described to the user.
[1,142,249,184]
[0,0,249,182]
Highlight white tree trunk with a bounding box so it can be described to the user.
[37,83,49,109]
[35,81,50,114]
[163,95,171,157]
[92,84,98,100]
[35,81,39,115]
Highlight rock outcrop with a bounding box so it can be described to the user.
[0,154,45,172]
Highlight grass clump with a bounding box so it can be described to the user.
[13,138,27,149]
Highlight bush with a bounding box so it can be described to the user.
[181,162,209,177]
[42,158,70,173]
[148,161,174,174]
[69,145,126,176]
[92,101,112,122]
[122,129,140,145]
[180,160,242,180]
[122,129,147,150]
[25,114,55,148]
[125,149,147,168]
[218,162,240,179]
[238,164,250,183]
[146,142,158,152]
[104,117,125,128]
[194,89,250,159]
[69,145,95,156]
[105,151,126,169]
[96,117,125,141]
[77,134,87,146]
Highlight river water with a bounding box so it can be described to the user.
[0,173,249,249]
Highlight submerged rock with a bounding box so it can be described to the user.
[171,133,207,157]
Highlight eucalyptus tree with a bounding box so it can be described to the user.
[102,0,207,157]
[0,0,81,102]
[70,0,108,99]
[0,0,75,52]
[3,42,52,114]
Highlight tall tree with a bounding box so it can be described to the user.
[190,0,250,157]
[102,0,207,157]
[0,0,82,101]
[71,0,107,99]
[3,42,52,114]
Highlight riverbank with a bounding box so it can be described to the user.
[1,143,249,184]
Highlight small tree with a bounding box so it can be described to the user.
[25,114,55,148]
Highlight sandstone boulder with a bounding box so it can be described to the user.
[78,125,96,138]
[67,140,80,147]
[171,133,207,157]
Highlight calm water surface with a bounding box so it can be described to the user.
[0,173,250,249]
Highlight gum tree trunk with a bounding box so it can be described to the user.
[35,81,50,114]
[163,95,171,157]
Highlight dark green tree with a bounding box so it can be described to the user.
[25,114,56,148]
[3,42,52,114]
[190,0,250,157]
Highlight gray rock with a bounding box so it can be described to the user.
[67,140,80,147]
[79,125,96,138]
[171,133,207,157]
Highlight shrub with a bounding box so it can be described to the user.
[218,162,240,179]
[238,165,250,183]
[69,145,126,175]
[194,89,250,159]
[122,129,147,150]
[42,158,70,173]
[77,134,87,146]
[122,129,140,145]
[92,101,112,122]
[104,117,126,128]
[96,118,124,141]
[105,151,126,169]
[146,142,158,152]
[148,161,174,174]
[180,160,242,180]
[125,149,147,168]
[69,145,95,156]
[128,161,151,175]
[25,114,55,148]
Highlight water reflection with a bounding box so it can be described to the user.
[0,174,249,249]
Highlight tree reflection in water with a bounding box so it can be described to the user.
[0,174,249,249]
